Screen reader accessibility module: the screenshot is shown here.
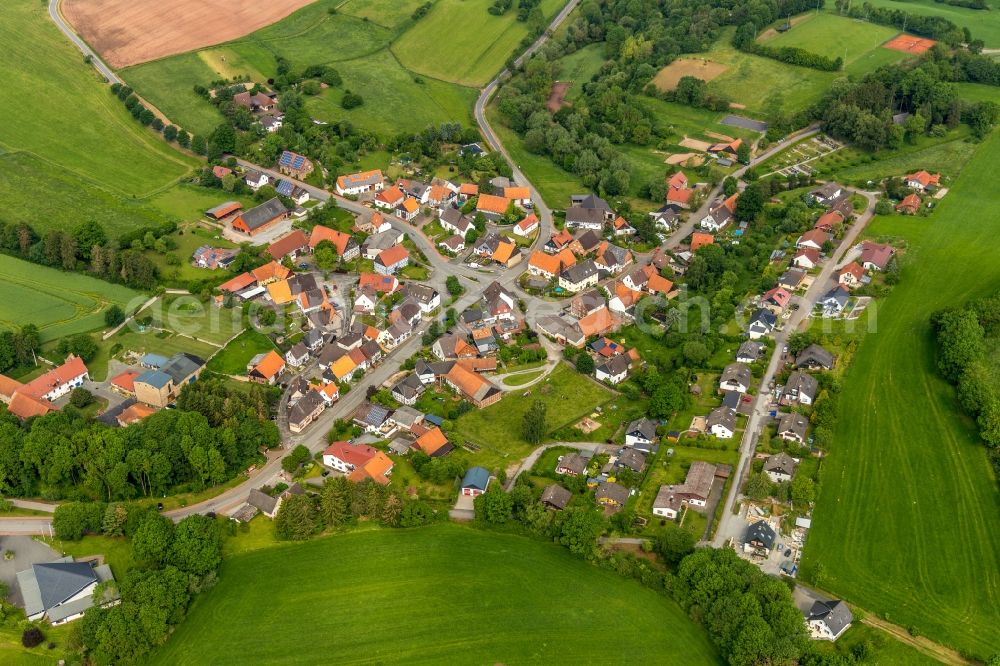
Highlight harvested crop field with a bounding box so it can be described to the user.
[547,81,571,112]
[652,58,728,92]
[679,137,714,152]
[884,33,937,54]
[62,0,316,68]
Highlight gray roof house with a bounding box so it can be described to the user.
[556,452,588,476]
[745,520,777,551]
[248,488,280,518]
[540,484,572,510]
[807,600,854,641]
[624,418,658,452]
[795,344,835,370]
[782,371,818,406]
[707,406,737,439]
[776,412,809,444]
[736,340,765,363]
[17,558,117,625]
[748,309,777,340]
[763,452,799,483]
[615,448,647,473]
[720,363,752,393]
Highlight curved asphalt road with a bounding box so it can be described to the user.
[48,0,121,84]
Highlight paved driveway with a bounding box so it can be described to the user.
[0,536,58,607]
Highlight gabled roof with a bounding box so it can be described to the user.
[337,169,383,190]
[414,427,449,455]
[504,186,530,200]
[721,362,752,387]
[462,466,490,491]
[309,225,355,254]
[762,286,792,308]
[746,520,776,548]
[251,351,285,380]
[218,272,256,293]
[476,193,510,215]
[267,230,309,260]
[376,245,410,268]
[905,170,940,187]
[251,260,291,284]
[690,232,714,252]
[529,248,576,275]
[236,198,288,231]
[33,561,98,611]
[358,272,399,293]
[808,600,854,635]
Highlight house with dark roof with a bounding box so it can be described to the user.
[720,363,752,393]
[782,371,818,406]
[231,198,289,236]
[745,520,777,553]
[807,600,854,640]
[596,482,630,510]
[763,452,799,483]
[565,205,607,230]
[595,354,631,385]
[615,448,647,474]
[391,373,426,406]
[777,412,809,444]
[736,341,765,364]
[652,461,717,519]
[288,390,326,434]
[540,484,572,510]
[748,309,776,340]
[556,452,588,476]
[278,150,313,178]
[352,402,392,434]
[461,467,491,497]
[707,406,737,439]
[796,344,834,370]
[134,353,204,408]
[624,418,658,452]
[17,558,118,625]
[820,286,850,317]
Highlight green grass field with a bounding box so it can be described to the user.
[393,0,565,87]
[801,132,1000,658]
[150,525,721,665]
[305,50,478,135]
[454,363,615,468]
[340,0,429,29]
[862,0,1000,47]
[556,43,607,103]
[206,329,277,375]
[808,130,976,184]
[2,0,193,195]
[761,12,906,75]
[0,255,141,342]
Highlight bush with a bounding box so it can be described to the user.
[22,628,44,648]
[104,304,126,327]
[69,388,94,408]
[341,91,364,109]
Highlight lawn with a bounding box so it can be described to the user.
[306,50,478,135]
[454,363,615,468]
[557,43,607,103]
[801,131,1000,658]
[862,0,1000,48]
[206,329,277,375]
[503,369,546,386]
[42,535,136,580]
[760,12,906,76]
[143,294,247,347]
[0,255,142,342]
[0,152,178,239]
[486,107,587,208]
[150,524,721,665]
[1,0,193,196]
[393,0,566,87]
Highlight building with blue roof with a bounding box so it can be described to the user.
[461,466,490,496]
[278,150,313,178]
[140,353,169,369]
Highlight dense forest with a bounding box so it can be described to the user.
[933,292,1000,474]
[0,379,279,500]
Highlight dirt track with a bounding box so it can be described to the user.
[61,0,316,68]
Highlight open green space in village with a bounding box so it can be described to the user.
[801,130,1000,658]
[149,524,722,665]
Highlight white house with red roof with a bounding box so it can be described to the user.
[513,214,539,237]
[905,170,940,191]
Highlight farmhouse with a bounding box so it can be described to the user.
[896,193,921,214]
[808,183,843,205]
[700,194,737,232]
[134,353,203,408]
[205,201,242,221]
[444,363,502,408]
[333,168,383,195]
[278,150,313,178]
[439,208,473,237]
[17,557,117,625]
[233,90,275,112]
[782,371,817,406]
[0,355,90,419]
[514,213,539,237]
[565,205,606,231]
[322,442,394,485]
[461,467,491,497]
[232,198,289,236]
[275,180,309,205]
[528,249,576,280]
[905,170,940,191]
[763,452,799,483]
